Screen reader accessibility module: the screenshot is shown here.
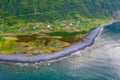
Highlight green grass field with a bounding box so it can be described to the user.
[0,18,110,56]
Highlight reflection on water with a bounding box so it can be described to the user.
[0,22,120,80]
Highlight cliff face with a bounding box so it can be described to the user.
[0,0,120,22]
[115,10,120,19]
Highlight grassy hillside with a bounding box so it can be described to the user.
[0,0,119,33]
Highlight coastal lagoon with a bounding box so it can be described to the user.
[0,22,120,80]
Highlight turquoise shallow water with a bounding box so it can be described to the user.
[0,22,120,80]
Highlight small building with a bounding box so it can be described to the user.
[45,24,52,30]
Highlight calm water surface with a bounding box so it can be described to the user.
[0,22,120,80]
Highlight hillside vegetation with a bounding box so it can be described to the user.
[0,0,120,22]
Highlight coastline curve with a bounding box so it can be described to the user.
[0,20,119,64]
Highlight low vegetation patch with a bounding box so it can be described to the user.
[0,18,110,56]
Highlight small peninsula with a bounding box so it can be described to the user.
[0,18,109,56]
[0,0,120,64]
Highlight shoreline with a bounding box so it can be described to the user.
[0,20,120,64]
